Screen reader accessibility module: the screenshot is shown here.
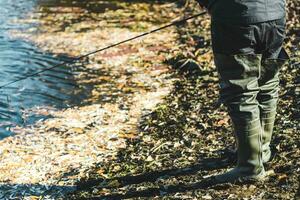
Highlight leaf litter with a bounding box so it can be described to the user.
[1,0,300,199]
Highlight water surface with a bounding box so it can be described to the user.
[0,0,89,138]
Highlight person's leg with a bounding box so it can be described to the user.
[258,58,283,162]
[211,21,265,182]
[257,18,288,163]
[214,53,265,182]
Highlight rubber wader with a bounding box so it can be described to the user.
[210,18,288,183]
[214,53,266,183]
[259,55,288,162]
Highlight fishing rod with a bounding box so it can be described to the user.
[0,11,207,90]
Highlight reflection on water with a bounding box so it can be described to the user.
[0,0,91,138]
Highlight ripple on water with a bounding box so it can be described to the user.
[0,0,92,138]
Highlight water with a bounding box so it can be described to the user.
[0,0,90,138]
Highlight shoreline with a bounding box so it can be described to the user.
[1,1,184,198]
[1,0,299,199]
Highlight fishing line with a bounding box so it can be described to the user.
[0,11,207,90]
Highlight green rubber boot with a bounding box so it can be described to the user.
[258,57,287,163]
[221,57,287,165]
[215,117,266,183]
[213,53,266,184]
[229,111,277,163]
[261,111,276,163]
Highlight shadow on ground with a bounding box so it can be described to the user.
[73,151,236,199]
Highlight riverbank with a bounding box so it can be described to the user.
[2,1,184,198]
[2,0,300,199]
